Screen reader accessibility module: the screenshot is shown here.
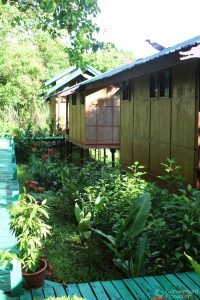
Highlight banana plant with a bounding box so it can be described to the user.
[75,195,106,240]
[92,192,151,277]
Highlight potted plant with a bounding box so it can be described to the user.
[0,191,51,288]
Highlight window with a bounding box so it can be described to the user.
[80,91,85,104]
[122,80,130,101]
[150,69,172,98]
[159,70,170,97]
[72,94,76,105]
[150,74,158,98]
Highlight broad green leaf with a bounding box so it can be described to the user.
[92,228,116,246]
[185,253,200,276]
[134,234,148,276]
[116,193,151,244]
[75,203,82,222]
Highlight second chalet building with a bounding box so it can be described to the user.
[45,66,101,133]
[71,35,200,187]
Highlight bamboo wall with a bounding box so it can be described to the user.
[68,87,120,149]
[50,96,66,129]
[120,60,198,184]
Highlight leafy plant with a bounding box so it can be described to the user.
[159,158,186,188]
[75,195,106,240]
[93,193,151,277]
[184,253,200,276]
[2,192,51,273]
[0,250,17,270]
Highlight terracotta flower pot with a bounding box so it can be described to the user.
[22,258,47,289]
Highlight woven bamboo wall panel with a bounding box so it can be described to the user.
[171,146,194,184]
[171,100,195,147]
[134,101,150,139]
[120,135,133,165]
[150,100,171,143]
[97,127,112,143]
[133,139,149,168]
[134,76,149,100]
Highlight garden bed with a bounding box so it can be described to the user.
[17,142,200,284]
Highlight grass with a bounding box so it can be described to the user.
[43,204,123,284]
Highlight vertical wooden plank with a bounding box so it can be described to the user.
[120,93,133,165]
[171,62,197,184]
[133,100,150,168]
[69,96,72,140]
[150,99,171,175]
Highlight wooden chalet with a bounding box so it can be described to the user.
[77,36,200,187]
[45,66,101,132]
[57,83,120,161]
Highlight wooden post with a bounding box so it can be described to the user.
[80,147,84,164]
[85,149,90,161]
[110,149,116,167]
[68,142,73,162]
[103,149,106,164]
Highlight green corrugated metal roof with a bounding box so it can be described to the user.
[45,66,76,87]
[78,35,200,88]
[47,69,82,95]
[46,66,102,96]
[45,65,101,87]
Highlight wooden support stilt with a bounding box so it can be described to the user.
[85,149,90,161]
[103,149,106,164]
[80,147,84,164]
[68,142,73,162]
[110,149,116,167]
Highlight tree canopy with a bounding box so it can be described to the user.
[0,2,135,131]
[1,0,100,65]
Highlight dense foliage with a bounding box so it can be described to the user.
[21,146,200,281]
[0,4,135,132]
[1,0,100,66]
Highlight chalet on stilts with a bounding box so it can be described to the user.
[44,66,101,133]
[57,83,120,164]
[75,35,200,187]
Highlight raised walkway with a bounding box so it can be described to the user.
[0,138,200,299]
[0,137,22,298]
